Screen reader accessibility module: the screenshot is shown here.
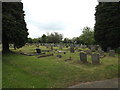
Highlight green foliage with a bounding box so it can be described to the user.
[47,32,63,43]
[27,38,33,43]
[94,2,120,51]
[32,38,40,43]
[2,2,28,52]
[79,27,95,45]
[41,34,47,43]
[63,38,72,43]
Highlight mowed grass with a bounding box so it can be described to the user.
[2,45,119,88]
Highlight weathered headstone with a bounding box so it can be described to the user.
[79,52,87,63]
[91,54,100,64]
[109,50,115,57]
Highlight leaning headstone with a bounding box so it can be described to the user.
[91,54,100,64]
[109,50,115,57]
[79,52,87,63]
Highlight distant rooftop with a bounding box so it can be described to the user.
[0,0,21,2]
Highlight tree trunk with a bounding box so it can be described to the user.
[2,40,9,53]
[2,32,10,53]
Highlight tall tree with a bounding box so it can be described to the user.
[79,27,95,45]
[2,2,28,52]
[47,32,63,43]
[41,34,47,43]
[94,2,120,51]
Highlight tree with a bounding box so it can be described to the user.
[47,32,63,43]
[79,27,95,45]
[2,2,28,52]
[27,38,33,43]
[94,2,120,51]
[41,34,47,43]
[32,38,39,43]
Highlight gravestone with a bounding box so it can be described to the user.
[51,46,53,50]
[36,48,41,54]
[59,46,63,50]
[57,55,62,58]
[107,47,111,52]
[70,47,74,53]
[91,46,96,52]
[64,52,66,54]
[98,47,102,52]
[85,50,92,55]
[66,45,69,48]
[109,50,115,57]
[99,50,105,57]
[79,52,87,63]
[91,54,100,64]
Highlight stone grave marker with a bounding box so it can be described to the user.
[36,48,41,54]
[98,47,102,52]
[51,46,53,50]
[99,50,105,58]
[107,47,111,52]
[91,54,100,64]
[59,45,63,50]
[57,55,62,58]
[70,47,74,53]
[91,46,96,52]
[109,50,115,57]
[79,52,87,63]
[85,50,92,55]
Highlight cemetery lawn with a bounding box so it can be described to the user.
[2,46,119,88]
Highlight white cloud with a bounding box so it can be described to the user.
[22,0,98,38]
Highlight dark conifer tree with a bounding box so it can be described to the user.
[94,2,120,51]
[2,2,28,52]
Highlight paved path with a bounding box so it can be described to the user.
[68,78,119,88]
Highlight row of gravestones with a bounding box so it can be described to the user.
[80,52,100,64]
[80,50,116,64]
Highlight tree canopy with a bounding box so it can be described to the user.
[2,2,28,52]
[47,32,63,43]
[79,27,95,45]
[94,2,120,51]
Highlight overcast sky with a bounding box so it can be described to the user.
[22,0,98,39]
